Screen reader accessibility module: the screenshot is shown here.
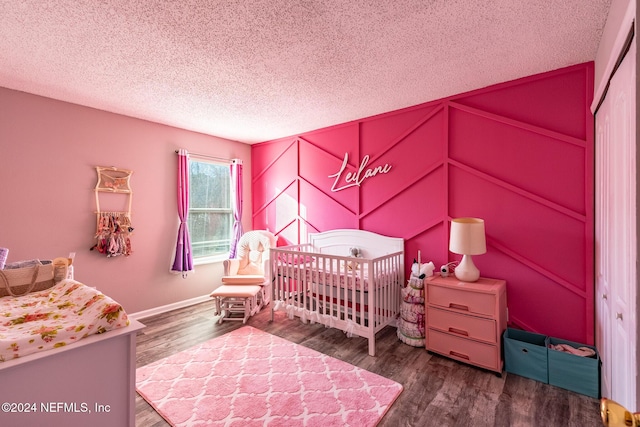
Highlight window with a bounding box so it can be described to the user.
[188,159,232,260]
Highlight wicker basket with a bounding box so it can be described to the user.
[0,261,55,297]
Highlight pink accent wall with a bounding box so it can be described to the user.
[0,87,252,314]
[252,63,595,345]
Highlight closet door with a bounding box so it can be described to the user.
[595,35,636,409]
[595,112,612,399]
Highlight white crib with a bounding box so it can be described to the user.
[270,229,404,356]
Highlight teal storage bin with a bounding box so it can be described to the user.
[503,328,548,383]
[547,337,600,398]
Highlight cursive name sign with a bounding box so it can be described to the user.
[329,152,392,192]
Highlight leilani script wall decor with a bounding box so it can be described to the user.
[329,152,392,192]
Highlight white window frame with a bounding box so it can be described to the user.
[188,158,233,265]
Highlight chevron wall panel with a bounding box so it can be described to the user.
[252,63,594,344]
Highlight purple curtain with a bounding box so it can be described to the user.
[229,159,243,258]
[171,149,193,277]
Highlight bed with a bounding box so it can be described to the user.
[270,229,404,356]
[0,277,143,427]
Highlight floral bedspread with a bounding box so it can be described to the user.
[0,279,129,362]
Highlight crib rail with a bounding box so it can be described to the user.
[270,245,403,356]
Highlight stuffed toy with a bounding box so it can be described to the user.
[347,247,363,271]
[411,259,435,279]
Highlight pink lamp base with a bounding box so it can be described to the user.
[454,255,480,282]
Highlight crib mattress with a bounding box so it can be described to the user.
[0,279,129,361]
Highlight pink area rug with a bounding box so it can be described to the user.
[136,326,403,426]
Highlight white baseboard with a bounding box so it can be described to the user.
[129,294,211,321]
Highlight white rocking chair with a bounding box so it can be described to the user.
[210,230,276,323]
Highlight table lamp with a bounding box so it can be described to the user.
[449,218,486,282]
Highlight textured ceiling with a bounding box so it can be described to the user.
[0,1,611,144]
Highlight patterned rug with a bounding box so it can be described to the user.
[136,326,403,426]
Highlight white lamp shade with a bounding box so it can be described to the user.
[449,218,486,255]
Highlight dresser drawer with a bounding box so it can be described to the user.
[427,307,497,344]
[428,284,495,317]
[427,328,500,372]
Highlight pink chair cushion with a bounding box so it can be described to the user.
[221,275,265,284]
[210,285,261,298]
[235,231,276,275]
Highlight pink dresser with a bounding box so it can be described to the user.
[425,274,507,373]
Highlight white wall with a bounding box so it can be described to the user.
[592,0,636,110]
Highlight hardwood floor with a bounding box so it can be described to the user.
[135,301,602,426]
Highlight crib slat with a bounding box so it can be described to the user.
[270,242,404,357]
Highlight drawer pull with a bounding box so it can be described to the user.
[449,303,469,311]
[448,327,469,336]
[450,350,470,360]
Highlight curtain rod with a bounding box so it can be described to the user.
[174,150,236,163]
